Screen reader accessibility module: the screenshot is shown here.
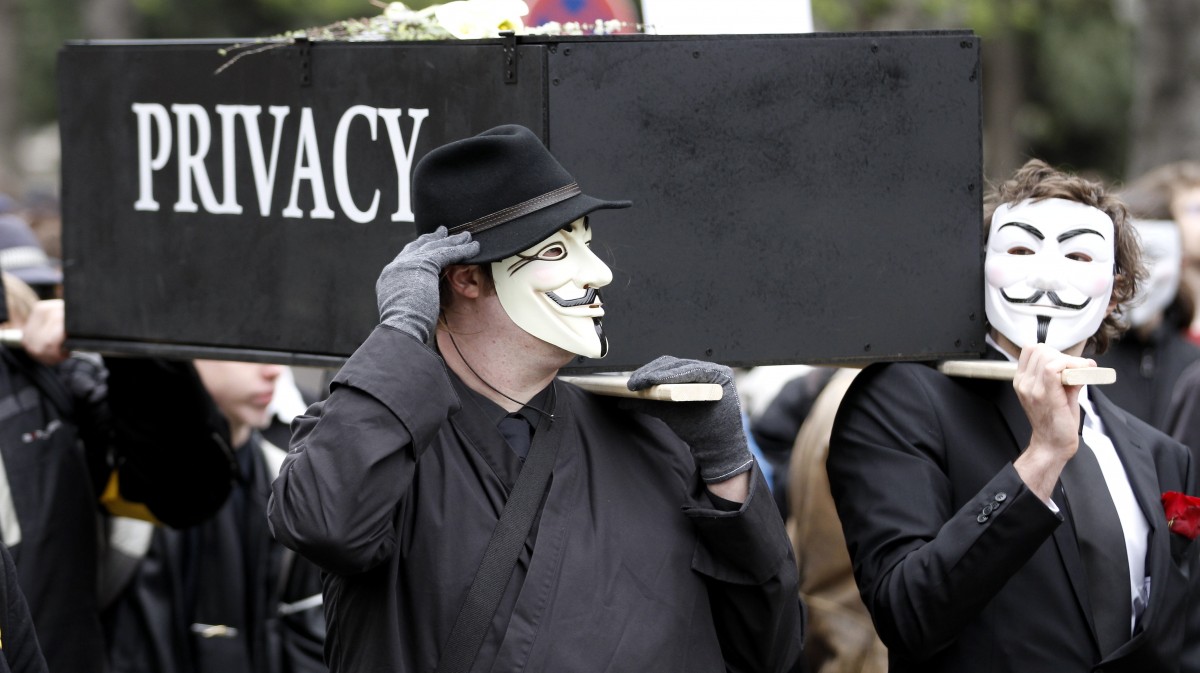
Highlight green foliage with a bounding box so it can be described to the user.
[812,0,1039,35]
[16,0,83,130]
[133,0,381,39]
[810,0,1133,180]
[1024,5,1132,177]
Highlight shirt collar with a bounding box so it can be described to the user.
[985,332,1014,360]
[447,369,553,428]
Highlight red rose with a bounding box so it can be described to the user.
[1162,491,1200,540]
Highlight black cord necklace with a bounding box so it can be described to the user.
[445,329,555,422]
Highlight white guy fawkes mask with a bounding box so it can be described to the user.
[985,198,1116,351]
[492,217,613,358]
[1128,219,1182,328]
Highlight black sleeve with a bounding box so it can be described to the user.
[827,363,1061,659]
[268,326,460,575]
[102,356,236,528]
[53,354,115,496]
[686,465,805,672]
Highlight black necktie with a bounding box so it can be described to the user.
[498,412,533,460]
[1060,434,1131,657]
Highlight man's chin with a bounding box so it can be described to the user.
[546,339,605,363]
[523,319,607,362]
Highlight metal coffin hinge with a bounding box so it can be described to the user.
[501,31,517,84]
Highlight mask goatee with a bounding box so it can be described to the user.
[594,319,608,358]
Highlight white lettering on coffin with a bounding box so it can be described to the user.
[132,103,429,223]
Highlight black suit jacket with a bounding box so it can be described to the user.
[828,360,1200,673]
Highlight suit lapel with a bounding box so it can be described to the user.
[1089,389,1165,646]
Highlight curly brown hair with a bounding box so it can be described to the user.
[983,159,1146,355]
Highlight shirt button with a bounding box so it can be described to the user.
[983,503,996,515]
[994,492,1007,502]
[977,514,989,523]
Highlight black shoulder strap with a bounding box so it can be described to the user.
[435,385,561,673]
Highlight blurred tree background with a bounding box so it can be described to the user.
[0,0,1198,197]
[812,0,1200,185]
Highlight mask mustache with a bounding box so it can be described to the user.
[546,288,601,308]
[1000,288,1091,311]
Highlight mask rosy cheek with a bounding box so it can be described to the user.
[528,267,565,290]
[985,263,1019,287]
[1085,278,1115,297]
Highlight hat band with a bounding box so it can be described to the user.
[449,182,581,236]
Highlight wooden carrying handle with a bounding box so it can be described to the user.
[558,375,724,401]
[937,360,1116,386]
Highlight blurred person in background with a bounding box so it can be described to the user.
[0,215,59,300]
[0,272,235,673]
[104,359,326,673]
[1094,217,1200,430]
[1121,161,1200,346]
[0,275,48,673]
[17,191,61,264]
[750,366,838,517]
[261,366,320,452]
[786,367,885,673]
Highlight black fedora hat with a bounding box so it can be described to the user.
[413,125,631,264]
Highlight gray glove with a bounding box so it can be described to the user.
[376,227,479,343]
[626,356,754,483]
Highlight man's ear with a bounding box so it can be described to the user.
[443,264,487,300]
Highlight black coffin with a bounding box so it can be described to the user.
[57,31,983,370]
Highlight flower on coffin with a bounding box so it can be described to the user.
[1162,490,1200,540]
[434,0,530,39]
[217,0,638,73]
[383,2,416,22]
[525,18,629,36]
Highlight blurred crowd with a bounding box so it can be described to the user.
[0,189,327,673]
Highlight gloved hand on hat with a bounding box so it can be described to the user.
[376,227,479,344]
[625,356,754,484]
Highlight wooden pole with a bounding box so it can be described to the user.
[558,375,723,401]
[937,360,1116,386]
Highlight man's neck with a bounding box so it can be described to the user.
[436,326,564,412]
[229,422,251,449]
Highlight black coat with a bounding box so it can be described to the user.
[0,351,106,673]
[828,360,1200,672]
[0,541,47,673]
[1096,324,1200,431]
[104,434,325,673]
[268,327,804,673]
[0,351,233,673]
